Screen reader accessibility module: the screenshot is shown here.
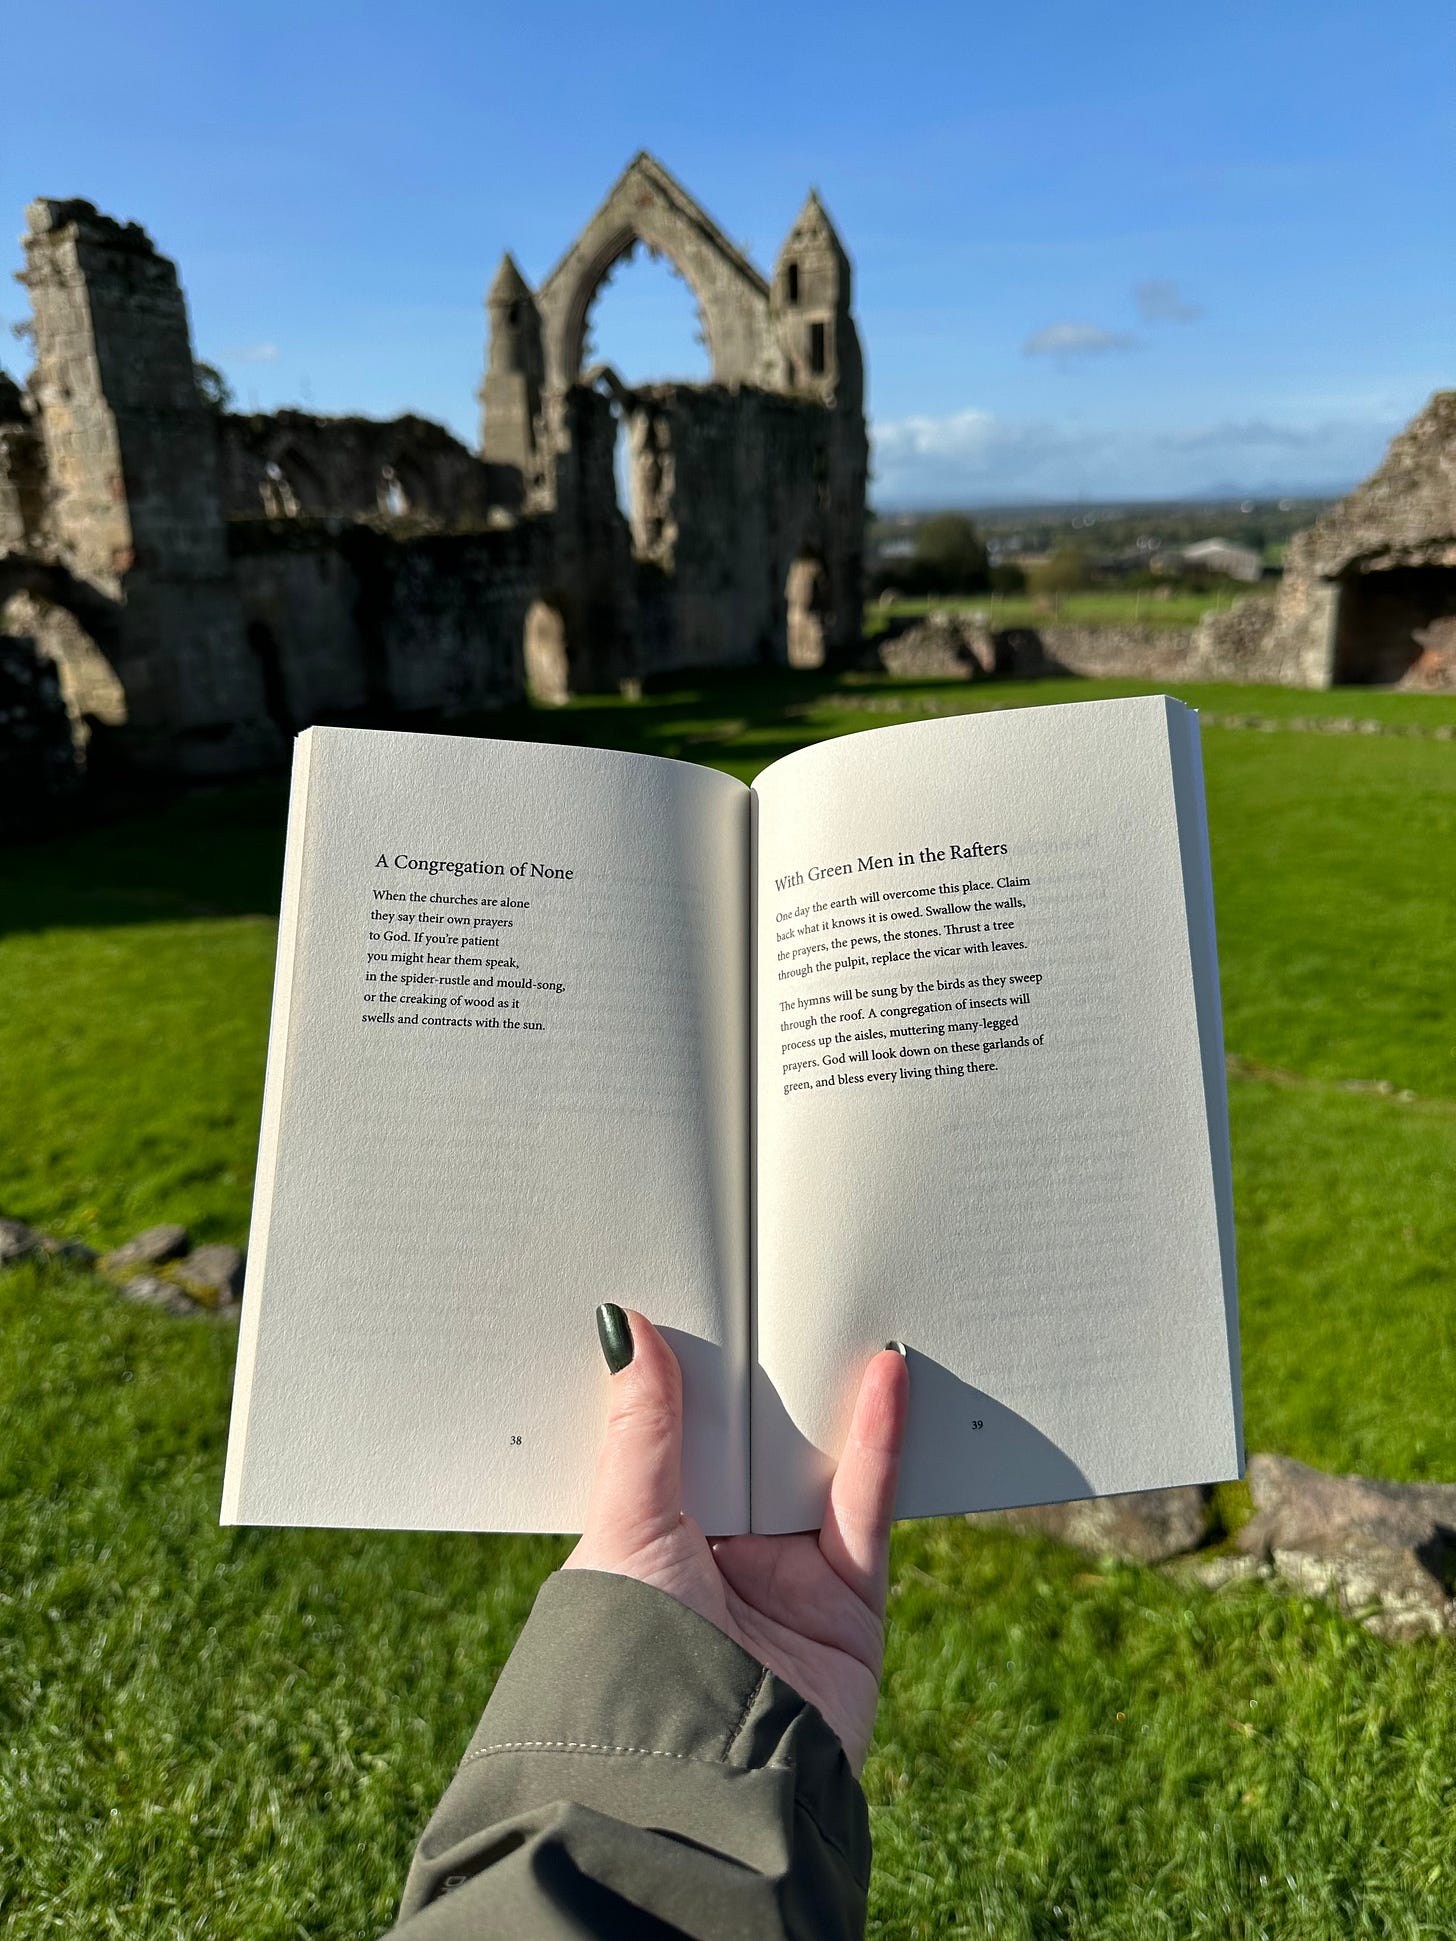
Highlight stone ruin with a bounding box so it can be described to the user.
[0,155,867,817]
[1195,390,1456,688]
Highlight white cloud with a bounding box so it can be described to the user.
[1135,279,1203,324]
[1023,321,1138,357]
[220,342,280,364]
[870,405,1401,506]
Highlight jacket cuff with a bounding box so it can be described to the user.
[395,1568,870,1931]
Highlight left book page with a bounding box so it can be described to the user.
[222,727,752,1535]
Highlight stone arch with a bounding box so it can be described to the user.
[535,154,776,394]
[0,554,126,732]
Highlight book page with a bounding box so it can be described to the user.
[750,697,1240,1532]
[223,727,751,1535]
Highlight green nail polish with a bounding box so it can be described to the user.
[596,1303,634,1373]
[885,1339,907,1357]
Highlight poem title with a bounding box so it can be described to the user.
[376,852,574,881]
[775,839,1006,896]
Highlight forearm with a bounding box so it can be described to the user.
[387,1569,870,1940]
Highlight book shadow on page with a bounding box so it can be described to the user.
[895,1347,1095,1520]
[751,1351,1093,1529]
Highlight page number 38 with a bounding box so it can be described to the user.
[510,1435,523,1446]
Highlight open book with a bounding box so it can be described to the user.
[221,696,1242,1536]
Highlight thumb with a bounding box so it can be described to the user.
[569,1306,684,1565]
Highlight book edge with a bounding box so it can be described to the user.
[220,729,317,1524]
[1163,697,1245,1478]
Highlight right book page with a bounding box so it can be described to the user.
[750,696,1241,1533]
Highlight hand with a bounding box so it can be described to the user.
[564,1307,909,1773]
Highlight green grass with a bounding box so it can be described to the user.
[2,669,1455,1936]
[865,587,1275,634]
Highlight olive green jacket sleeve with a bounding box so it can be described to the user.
[386,1568,870,1939]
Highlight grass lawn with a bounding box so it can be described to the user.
[865,587,1277,634]
[2,670,1454,1936]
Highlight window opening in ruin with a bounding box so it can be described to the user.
[259,447,324,519]
[786,262,799,305]
[786,553,829,670]
[524,598,570,707]
[1,588,126,743]
[809,321,826,376]
[580,242,710,388]
[246,619,294,737]
[377,465,409,519]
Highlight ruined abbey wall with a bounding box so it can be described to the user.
[0,156,869,800]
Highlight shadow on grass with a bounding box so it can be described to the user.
[0,670,890,938]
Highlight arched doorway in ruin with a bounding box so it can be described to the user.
[0,555,126,749]
[245,619,294,738]
[524,599,570,706]
[786,552,830,669]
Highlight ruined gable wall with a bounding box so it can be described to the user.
[535,156,781,394]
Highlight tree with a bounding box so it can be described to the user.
[1027,544,1090,597]
[193,361,234,412]
[912,512,989,593]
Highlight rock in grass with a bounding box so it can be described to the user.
[967,1485,1213,1564]
[0,1217,40,1264]
[1237,1453,1456,1641]
[118,1274,202,1318]
[37,1234,98,1268]
[100,1224,189,1277]
[170,1243,244,1307]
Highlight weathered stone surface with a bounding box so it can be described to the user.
[968,1485,1213,1564]
[1198,391,1456,688]
[100,1224,189,1276]
[170,1243,244,1306]
[119,1274,202,1318]
[0,1217,40,1263]
[1182,1553,1273,1592]
[1237,1453,1456,1640]
[879,611,995,678]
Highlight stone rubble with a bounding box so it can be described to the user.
[966,1485,1213,1563]
[968,1456,1456,1643]
[1,1213,242,1318]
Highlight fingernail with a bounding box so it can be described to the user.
[596,1303,634,1373]
[885,1339,907,1358]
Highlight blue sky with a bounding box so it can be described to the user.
[4,0,1452,505]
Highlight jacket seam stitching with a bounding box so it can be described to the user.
[721,1666,768,1761]
[453,1741,866,1880]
